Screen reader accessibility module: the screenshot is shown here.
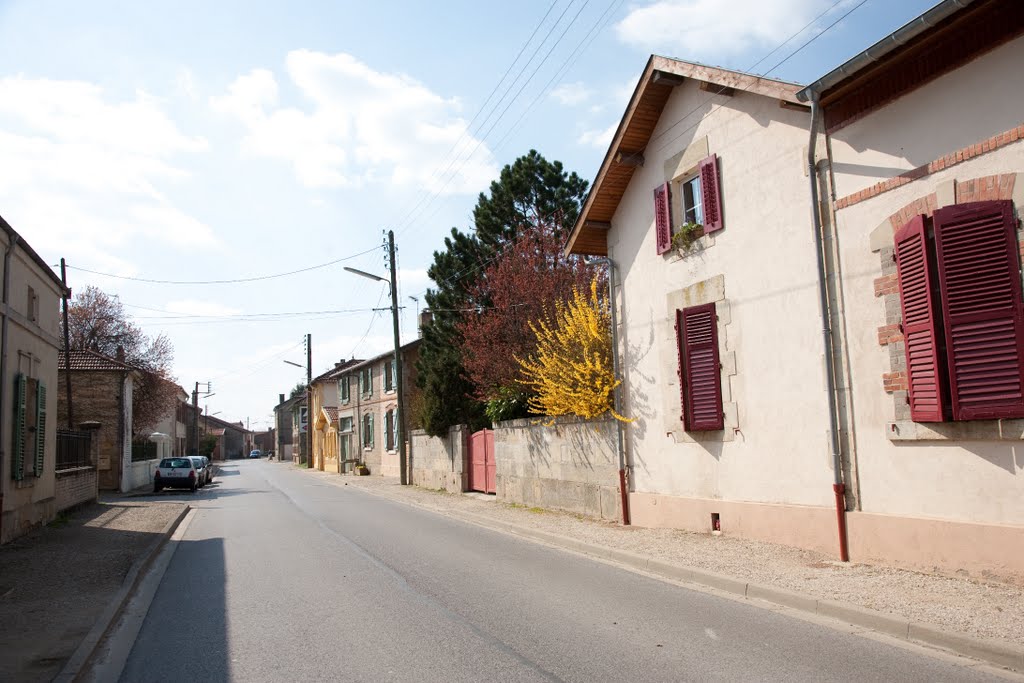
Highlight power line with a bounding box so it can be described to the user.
[66,244,383,285]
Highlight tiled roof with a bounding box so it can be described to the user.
[311,358,364,384]
[59,349,135,372]
[323,406,339,423]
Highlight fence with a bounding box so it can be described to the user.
[131,439,157,462]
[56,429,92,470]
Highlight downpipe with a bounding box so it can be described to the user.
[807,94,849,562]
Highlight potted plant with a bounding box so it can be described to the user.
[671,222,704,253]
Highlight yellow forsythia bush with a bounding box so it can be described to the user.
[517,277,629,422]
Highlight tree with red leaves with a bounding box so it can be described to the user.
[457,219,601,421]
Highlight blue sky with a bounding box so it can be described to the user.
[0,0,937,431]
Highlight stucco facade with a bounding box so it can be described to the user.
[825,32,1024,579]
[0,220,65,542]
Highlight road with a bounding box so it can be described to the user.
[111,460,1008,682]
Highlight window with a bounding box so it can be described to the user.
[675,303,724,431]
[12,374,46,480]
[26,286,38,323]
[340,416,353,433]
[359,367,373,397]
[340,433,349,460]
[894,200,1024,422]
[362,413,374,449]
[654,153,724,255]
[384,409,395,451]
[339,376,350,403]
[384,359,395,393]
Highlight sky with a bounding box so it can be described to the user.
[0,0,939,432]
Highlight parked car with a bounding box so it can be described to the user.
[203,456,215,484]
[154,457,199,493]
[188,456,208,487]
[249,449,262,459]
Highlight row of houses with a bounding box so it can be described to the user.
[283,0,1024,583]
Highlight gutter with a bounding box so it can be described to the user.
[797,0,975,102]
[1,233,20,513]
[806,94,849,562]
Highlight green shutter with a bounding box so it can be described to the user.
[34,382,46,475]
[12,374,26,481]
[368,413,374,447]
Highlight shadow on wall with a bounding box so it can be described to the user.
[892,438,1021,476]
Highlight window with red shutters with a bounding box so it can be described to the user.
[894,215,947,422]
[676,303,724,431]
[654,182,672,254]
[699,154,723,234]
[933,200,1024,420]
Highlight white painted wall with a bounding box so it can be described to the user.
[829,38,1024,199]
[610,80,836,509]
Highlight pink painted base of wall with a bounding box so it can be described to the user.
[630,492,1024,585]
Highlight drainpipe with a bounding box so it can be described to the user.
[807,93,849,562]
[592,256,630,526]
[1,233,20,516]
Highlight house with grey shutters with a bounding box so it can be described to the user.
[1,215,67,542]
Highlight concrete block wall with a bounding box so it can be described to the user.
[55,467,97,512]
[410,426,466,493]
[494,417,621,521]
[125,458,157,491]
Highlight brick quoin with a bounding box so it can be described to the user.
[836,123,1024,210]
[882,371,908,393]
[873,273,899,297]
[878,324,903,346]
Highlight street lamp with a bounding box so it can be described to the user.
[284,337,312,465]
[283,360,303,368]
[343,231,408,485]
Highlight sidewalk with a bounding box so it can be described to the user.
[0,495,186,683]
[296,465,1024,667]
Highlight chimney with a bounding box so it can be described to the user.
[116,345,125,363]
[418,309,433,337]
[279,393,285,405]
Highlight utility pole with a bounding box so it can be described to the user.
[192,382,199,455]
[388,230,408,485]
[60,258,73,429]
[306,333,312,466]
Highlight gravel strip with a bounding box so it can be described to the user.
[314,469,1024,646]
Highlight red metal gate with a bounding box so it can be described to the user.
[468,429,495,494]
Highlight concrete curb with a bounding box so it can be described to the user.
[330,475,1024,673]
[54,504,191,683]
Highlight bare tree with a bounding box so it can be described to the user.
[67,285,180,436]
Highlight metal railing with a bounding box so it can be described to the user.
[56,429,92,470]
[131,440,158,462]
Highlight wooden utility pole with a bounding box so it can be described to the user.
[306,333,312,466]
[60,258,73,429]
[388,230,408,485]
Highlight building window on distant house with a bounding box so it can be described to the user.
[340,416,353,433]
[675,303,724,431]
[384,408,395,451]
[26,286,38,323]
[384,359,395,393]
[339,376,350,404]
[359,367,373,397]
[362,412,374,449]
[893,200,1024,423]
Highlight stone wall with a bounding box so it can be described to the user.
[494,417,621,521]
[55,467,97,512]
[411,426,466,493]
[58,370,126,490]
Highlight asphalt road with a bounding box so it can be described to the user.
[117,460,1008,682]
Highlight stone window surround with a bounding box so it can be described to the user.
[660,274,739,443]
[662,135,718,258]
[869,173,1024,441]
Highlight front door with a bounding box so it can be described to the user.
[468,429,495,494]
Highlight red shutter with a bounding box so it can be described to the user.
[654,182,672,254]
[934,200,1024,420]
[699,154,723,234]
[674,310,687,423]
[894,215,946,422]
[678,303,724,431]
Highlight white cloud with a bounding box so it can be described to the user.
[615,0,832,60]
[550,82,592,106]
[578,121,618,149]
[0,76,216,264]
[211,50,499,194]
